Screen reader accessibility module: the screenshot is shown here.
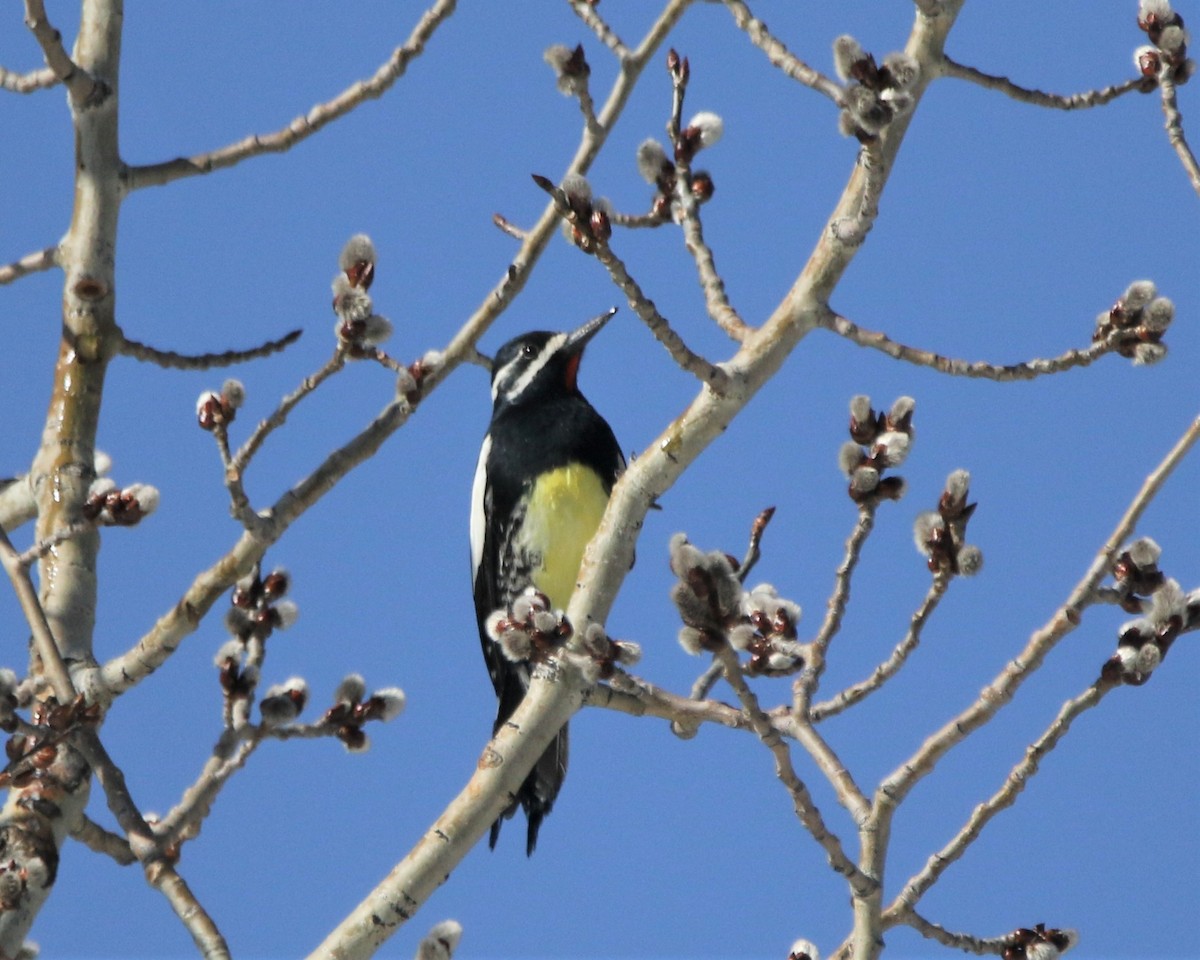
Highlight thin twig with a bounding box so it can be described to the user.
[0,63,57,93]
[584,673,754,733]
[0,527,75,702]
[1157,72,1200,198]
[71,815,136,865]
[535,171,729,391]
[0,245,58,286]
[575,76,602,136]
[569,0,629,60]
[679,198,750,341]
[608,209,670,229]
[592,235,731,392]
[231,350,347,476]
[888,910,1003,956]
[714,646,876,897]
[736,505,775,581]
[153,734,262,853]
[16,522,93,568]
[204,418,259,531]
[491,213,527,240]
[721,0,842,103]
[795,505,875,716]
[687,660,724,701]
[357,346,407,375]
[941,57,1150,110]
[810,574,950,722]
[69,732,157,856]
[666,67,750,341]
[819,308,1140,380]
[125,0,459,190]
[428,0,695,394]
[886,682,1110,919]
[788,715,871,824]
[118,329,302,370]
[72,731,231,959]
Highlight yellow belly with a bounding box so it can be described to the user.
[522,464,609,610]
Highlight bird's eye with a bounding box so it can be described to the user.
[521,343,537,358]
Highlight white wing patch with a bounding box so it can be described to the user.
[469,435,490,586]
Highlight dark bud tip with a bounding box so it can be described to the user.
[344,260,375,290]
[690,171,715,202]
[262,571,289,599]
[564,43,589,78]
[589,207,611,242]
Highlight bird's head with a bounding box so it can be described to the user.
[489,308,616,410]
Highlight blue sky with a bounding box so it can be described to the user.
[1,2,1197,958]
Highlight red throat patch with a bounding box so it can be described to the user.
[564,352,582,390]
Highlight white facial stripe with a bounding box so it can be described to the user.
[497,332,567,405]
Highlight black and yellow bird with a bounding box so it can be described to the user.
[470,309,623,855]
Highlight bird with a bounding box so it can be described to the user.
[470,308,624,855]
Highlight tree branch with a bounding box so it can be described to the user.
[70,814,136,865]
[0,527,75,702]
[876,413,1200,811]
[152,733,262,855]
[96,392,404,695]
[0,245,59,286]
[0,63,57,93]
[591,234,731,392]
[809,574,949,722]
[714,647,874,895]
[721,0,842,103]
[886,681,1112,920]
[308,658,587,960]
[788,715,871,825]
[124,0,459,190]
[818,307,1139,379]
[23,0,106,108]
[424,0,695,394]
[584,674,753,733]
[667,92,750,342]
[72,730,232,959]
[569,0,628,60]
[1157,72,1200,198]
[941,56,1150,110]
[230,351,347,478]
[795,505,876,717]
[118,329,302,370]
[887,909,1003,956]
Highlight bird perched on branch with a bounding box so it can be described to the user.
[470,309,623,854]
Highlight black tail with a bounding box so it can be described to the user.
[488,722,569,856]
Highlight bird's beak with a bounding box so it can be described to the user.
[564,307,618,355]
